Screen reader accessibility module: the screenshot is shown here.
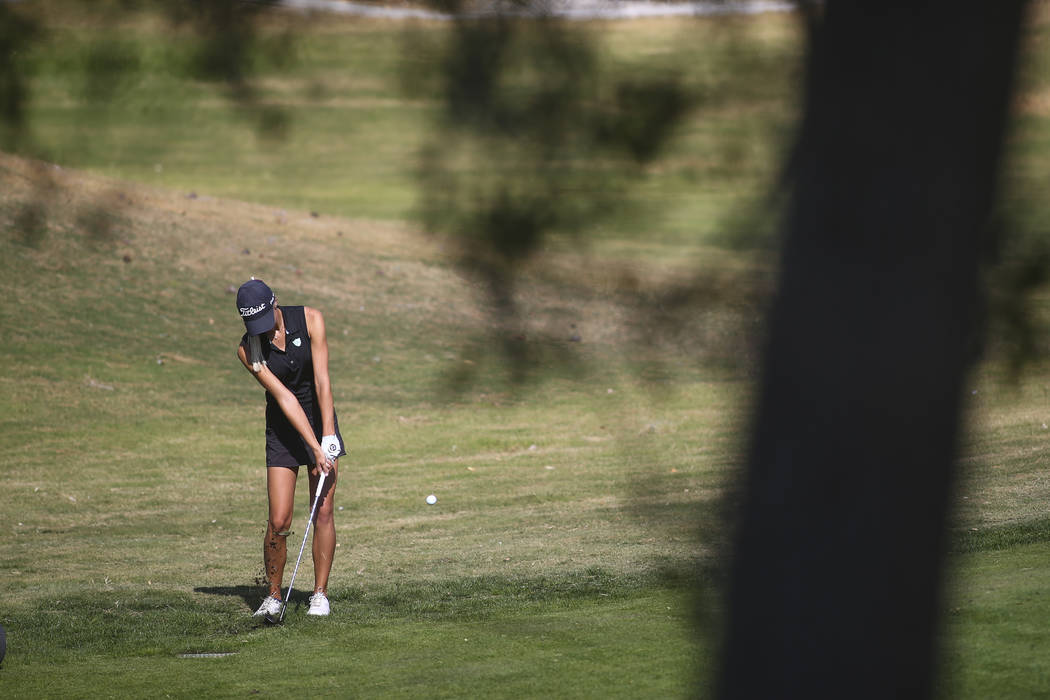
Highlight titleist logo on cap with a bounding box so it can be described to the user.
[239,294,274,317]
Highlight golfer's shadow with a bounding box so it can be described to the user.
[194,585,258,611]
[194,585,312,612]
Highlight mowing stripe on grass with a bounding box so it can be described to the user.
[950,517,1050,553]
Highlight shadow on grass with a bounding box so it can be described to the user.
[193,585,317,616]
[193,585,260,611]
[3,590,256,660]
[328,564,704,624]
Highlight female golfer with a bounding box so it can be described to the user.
[235,278,346,617]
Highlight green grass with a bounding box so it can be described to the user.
[940,543,1050,699]
[6,586,703,698]
[0,145,734,696]
[2,1,1050,697]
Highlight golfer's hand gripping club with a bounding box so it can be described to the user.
[278,471,327,622]
[321,434,341,461]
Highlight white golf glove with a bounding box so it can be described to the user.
[321,435,342,462]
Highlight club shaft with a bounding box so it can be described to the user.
[279,472,327,620]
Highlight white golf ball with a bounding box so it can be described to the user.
[426,494,437,505]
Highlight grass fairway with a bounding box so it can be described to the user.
[2,2,1050,698]
[11,590,701,698]
[0,151,729,697]
[941,545,1050,698]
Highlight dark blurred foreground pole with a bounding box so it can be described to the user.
[717,2,1028,698]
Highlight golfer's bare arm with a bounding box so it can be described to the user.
[304,307,336,438]
[237,342,328,469]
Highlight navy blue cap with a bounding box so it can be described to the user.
[236,279,275,336]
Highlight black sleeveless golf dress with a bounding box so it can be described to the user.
[245,305,346,467]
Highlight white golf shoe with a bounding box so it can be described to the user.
[252,595,282,617]
[307,591,330,616]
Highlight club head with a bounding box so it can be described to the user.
[264,600,289,626]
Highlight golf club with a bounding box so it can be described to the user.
[265,469,328,625]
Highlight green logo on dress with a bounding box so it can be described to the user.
[293,337,302,347]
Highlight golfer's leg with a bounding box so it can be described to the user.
[265,466,298,598]
[310,466,337,593]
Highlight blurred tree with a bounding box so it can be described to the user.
[404,2,692,379]
[410,1,1036,696]
[717,2,1029,697]
[0,4,40,150]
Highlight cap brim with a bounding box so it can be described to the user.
[243,309,275,336]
